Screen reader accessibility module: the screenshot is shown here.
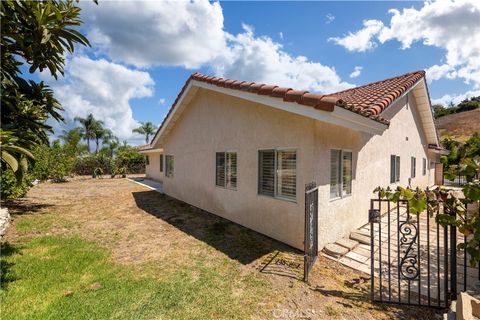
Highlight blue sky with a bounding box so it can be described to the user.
[40,1,480,144]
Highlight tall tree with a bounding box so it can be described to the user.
[132,122,157,144]
[1,0,90,180]
[92,125,111,154]
[59,127,86,155]
[103,135,120,158]
[74,114,102,153]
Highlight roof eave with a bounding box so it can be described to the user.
[192,80,388,135]
[138,148,163,154]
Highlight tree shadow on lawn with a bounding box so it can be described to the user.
[132,190,301,268]
[0,242,20,290]
[2,198,53,216]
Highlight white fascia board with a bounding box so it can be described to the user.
[192,80,388,135]
[139,148,163,154]
[379,77,439,147]
[419,79,439,146]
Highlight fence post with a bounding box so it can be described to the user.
[450,210,457,301]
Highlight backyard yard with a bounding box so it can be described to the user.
[1,177,440,319]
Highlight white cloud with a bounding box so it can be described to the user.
[325,14,335,24]
[279,31,284,40]
[82,1,352,94]
[349,66,363,78]
[328,19,384,52]
[425,64,456,82]
[47,56,154,142]
[40,1,357,145]
[212,25,353,93]
[431,89,480,106]
[83,0,225,68]
[329,1,480,88]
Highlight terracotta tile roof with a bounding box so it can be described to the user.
[191,73,341,112]
[327,70,425,120]
[151,70,426,144]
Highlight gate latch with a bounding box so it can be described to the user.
[369,209,380,223]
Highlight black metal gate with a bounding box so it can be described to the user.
[370,197,480,308]
[304,182,318,282]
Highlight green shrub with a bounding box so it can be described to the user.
[32,143,75,182]
[74,147,145,176]
[0,169,34,199]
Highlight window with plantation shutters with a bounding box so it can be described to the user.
[258,150,275,197]
[165,155,174,177]
[226,152,237,189]
[276,150,296,199]
[216,152,225,187]
[215,152,237,189]
[342,151,352,196]
[411,156,416,178]
[422,158,426,176]
[160,154,164,172]
[258,149,296,200]
[330,150,341,198]
[390,155,400,183]
[330,149,352,199]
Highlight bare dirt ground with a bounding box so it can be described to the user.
[436,108,480,141]
[3,177,442,319]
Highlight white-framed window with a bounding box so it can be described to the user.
[145,155,150,165]
[330,149,353,199]
[215,152,237,189]
[160,154,164,173]
[422,158,426,176]
[258,149,296,201]
[411,156,416,178]
[165,155,174,177]
[390,155,400,183]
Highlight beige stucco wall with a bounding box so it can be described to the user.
[151,88,439,251]
[145,153,164,181]
[315,93,438,247]
[156,89,315,249]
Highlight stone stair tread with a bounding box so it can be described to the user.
[350,232,371,245]
[323,243,349,258]
[354,229,370,237]
[335,238,358,250]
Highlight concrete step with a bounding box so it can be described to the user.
[350,231,371,245]
[323,243,349,259]
[443,300,456,320]
[335,238,359,251]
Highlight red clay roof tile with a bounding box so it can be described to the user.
[151,71,426,144]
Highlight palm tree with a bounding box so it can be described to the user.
[132,122,157,144]
[92,125,110,154]
[101,132,119,158]
[59,128,86,155]
[74,114,102,152]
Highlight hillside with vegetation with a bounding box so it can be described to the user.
[436,108,480,141]
[432,96,480,141]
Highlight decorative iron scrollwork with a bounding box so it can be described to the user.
[399,220,419,281]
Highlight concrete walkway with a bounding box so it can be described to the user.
[128,177,164,193]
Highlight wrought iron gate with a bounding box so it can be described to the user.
[370,197,480,308]
[304,182,318,282]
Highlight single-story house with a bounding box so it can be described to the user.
[139,71,444,251]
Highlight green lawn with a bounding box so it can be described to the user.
[1,178,439,320]
[1,236,267,320]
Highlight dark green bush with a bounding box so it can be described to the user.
[32,142,76,182]
[74,147,145,176]
[0,169,34,199]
